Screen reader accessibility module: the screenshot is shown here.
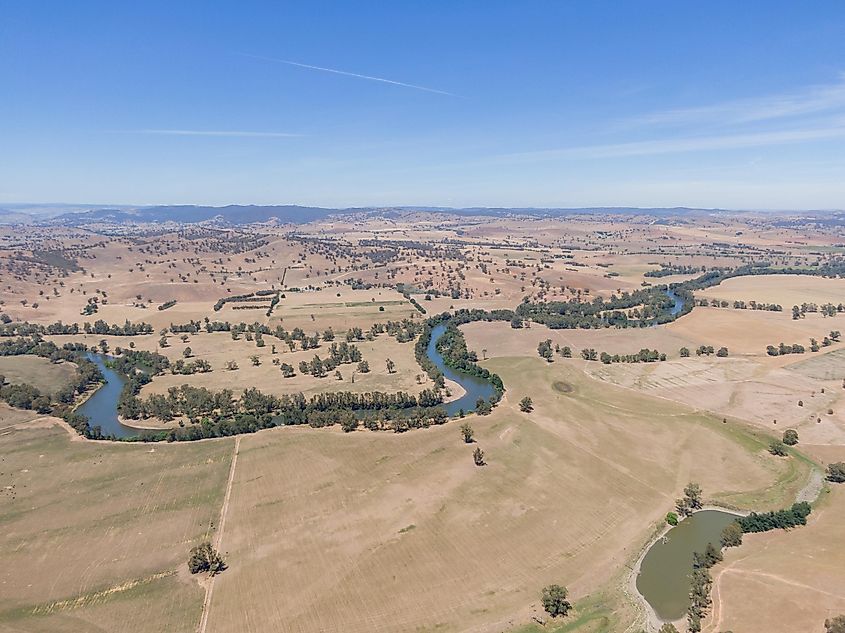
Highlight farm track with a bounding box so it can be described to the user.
[198,436,240,633]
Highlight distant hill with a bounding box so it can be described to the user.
[1,202,837,226]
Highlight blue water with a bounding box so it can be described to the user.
[76,324,496,436]
[666,289,685,316]
[77,353,138,439]
[427,323,496,415]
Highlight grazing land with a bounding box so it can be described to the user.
[1,207,844,633]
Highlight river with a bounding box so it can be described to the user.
[75,324,496,437]
[426,323,496,416]
[77,353,139,439]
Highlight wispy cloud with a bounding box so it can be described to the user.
[241,53,456,96]
[630,73,845,127]
[497,121,845,162]
[120,129,302,138]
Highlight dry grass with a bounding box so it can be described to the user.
[705,454,845,633]
[203,357,805,633]
[0,356,77,396]
[0,422,232,632]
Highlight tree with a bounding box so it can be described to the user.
[473,446,485,466]
[519,396,534,413]
[341,417,358,433]
[666,512,678,526]
[769,439,788,457]
[827,462,845,483]
[250,355,260,367]
[716,347,729,357]
[226,360,239,371]
[782,429,799,446]
[684,482,703,510]
[826,615,845,633]
[188,541,225,575]
[460,422,474,443]
[540,584,571,618]
[679,347,690,358]
[720,522,743,548]
[358,360,370,373]
[183,346,192,358]
[386,358,396,374]
[658,624,680,633]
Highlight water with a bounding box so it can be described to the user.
[665,289,685,316]
[636,510,739,621]
[77,354,139,439]
[426,323,496,415]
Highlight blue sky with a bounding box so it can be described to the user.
[1,1,844,209]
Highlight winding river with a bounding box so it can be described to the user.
[77,353,138,439]
[75,324,496,437]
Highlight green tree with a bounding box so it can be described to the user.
[519,396,534,413]
[473,446,485,466]
[183,346,192,358]
[826,615,845,633]
[460,422,474,443]
[769,439,788,457]
[658,624,680,633]
[666,512,678,526]
[188,542,225,575]
[782,429,799,446]
[386,358,396,374]
[827,462,845,483]
[679,347,690,358]
[684,482,703,510]
[720,522,743,548]
[540,584,571,617]
[357,360,370,373]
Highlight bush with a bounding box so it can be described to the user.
[541,584,571,617]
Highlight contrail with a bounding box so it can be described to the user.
[242,53,456,96]
[120,129,301,138]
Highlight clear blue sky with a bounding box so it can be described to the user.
[2,1,844,209]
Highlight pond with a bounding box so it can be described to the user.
[636,510,740,621]
[77,353,139,439]
[426,323,496,416]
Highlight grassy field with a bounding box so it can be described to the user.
[201,356,807,633]
[705,451,845,633]
[0,423,233,633]
[0,356,77,396]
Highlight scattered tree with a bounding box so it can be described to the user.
[460,422,474,443]
[540,584,571,618]
[473,446,485,466]
[187,541,225,575]
[782,429,799,446]
[519,396,534,413]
